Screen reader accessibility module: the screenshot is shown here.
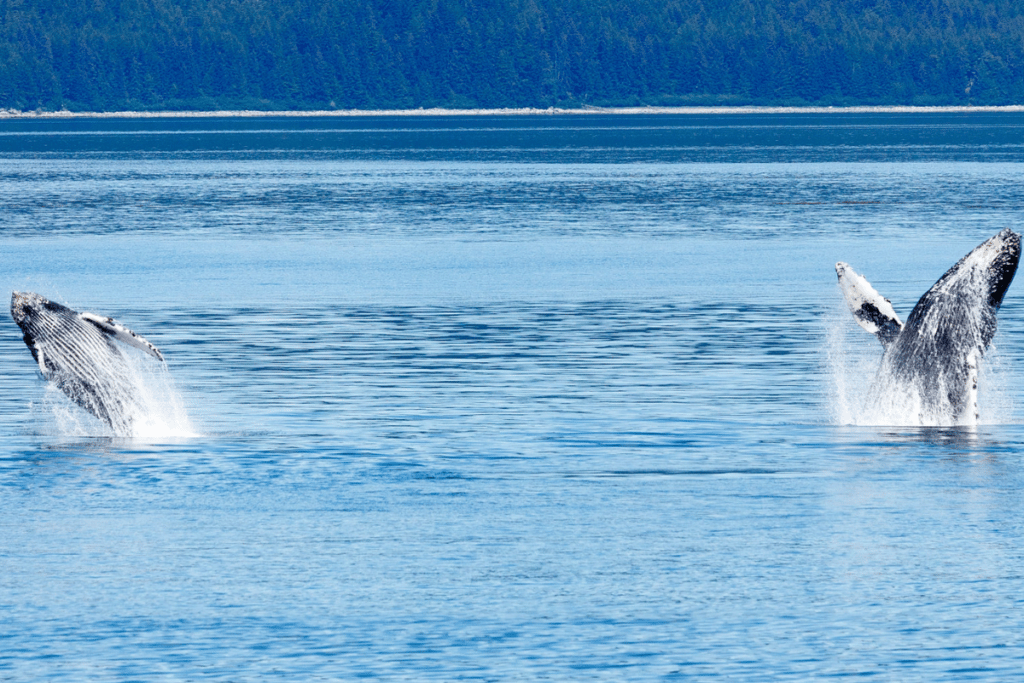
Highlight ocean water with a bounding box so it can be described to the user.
[2,113,1024,679]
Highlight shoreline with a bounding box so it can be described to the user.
[2,104,1024,119]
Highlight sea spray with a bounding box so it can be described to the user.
[32,346,196,439]
[116,347,196,439]
[827,299,1014,427]
[825,302,878,425]
[32,348,195,438]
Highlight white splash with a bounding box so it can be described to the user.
[827,298,1013,427]
[36,347,197,440]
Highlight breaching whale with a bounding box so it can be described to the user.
[836,228,1020,426]
[10,291,165,433]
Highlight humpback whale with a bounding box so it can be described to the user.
[11,292,165,434]
[836,228,1020,425]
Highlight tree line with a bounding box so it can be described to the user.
[0,0,1022,111]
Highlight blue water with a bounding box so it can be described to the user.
[2,113,1024,679]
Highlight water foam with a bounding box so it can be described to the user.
[36,347,197,440]
[827,299,1014,427]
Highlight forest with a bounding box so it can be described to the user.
[0,0,1022,111]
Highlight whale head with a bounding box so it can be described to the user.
[10,292,79,367]
[11,291,64,329]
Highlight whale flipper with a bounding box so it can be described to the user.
[81,312,164,361]
[835,261,903,347]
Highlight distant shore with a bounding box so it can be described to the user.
[2,105,1024,119]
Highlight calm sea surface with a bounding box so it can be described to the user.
[2,113,1024,680]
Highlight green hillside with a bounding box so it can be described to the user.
[1,0,1022,111]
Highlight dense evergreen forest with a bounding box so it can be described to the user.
[1,0,1022,111]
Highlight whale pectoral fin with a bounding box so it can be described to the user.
[836,262,903,346]
[80,312,164,362]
